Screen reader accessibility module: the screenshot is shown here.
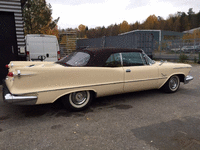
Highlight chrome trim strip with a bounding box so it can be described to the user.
[13,73,35,76]
[173,67,191,69]
[18,77,167,95]
[119,53,123,66]
[19,74,35,76]
[125,77,167,83]
[15,81,125,95]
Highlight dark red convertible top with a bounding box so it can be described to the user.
[80,47,143,54]
[58,47,143,67]
[79,47,143,67]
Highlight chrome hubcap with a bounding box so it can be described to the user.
[169,77,178,90]
[71,91,88,105]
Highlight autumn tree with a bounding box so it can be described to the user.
[119,20,130,33]
[110,24,120,36]
[78,24,87,38]
[183,29,200,40]
[23,0,59,37]
[70,8,200,39]
[143,15,159,29]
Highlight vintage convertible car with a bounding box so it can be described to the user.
[3,48,193,111]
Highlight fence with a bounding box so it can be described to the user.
[77,34,154,57]
[152,38,200,61]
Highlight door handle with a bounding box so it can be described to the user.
[126,69,131,72]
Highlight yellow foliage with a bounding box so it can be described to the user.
[182,30,200,40]
[119,20,130,33]
[40,25,59,39]
[78,24,86,32]
[60,35,67,44]
[144,15,159,29]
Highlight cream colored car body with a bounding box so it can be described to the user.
[4,60,192,105]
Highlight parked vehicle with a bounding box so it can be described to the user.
[171,47,183,52]
[3,48,193,111]
[181,46,195,53]
[194,45,200,52]
[25,34,60,61]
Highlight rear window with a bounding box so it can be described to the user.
[57,52,90,66]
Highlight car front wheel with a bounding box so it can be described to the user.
[162,75,180,93]
[62,91,93,111]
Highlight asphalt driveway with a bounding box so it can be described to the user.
[0,65,200,150]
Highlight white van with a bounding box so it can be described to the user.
[25,34,60,61]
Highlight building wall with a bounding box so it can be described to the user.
[0,0,25,56]
[77,30,184,57]
[0,0,26,84]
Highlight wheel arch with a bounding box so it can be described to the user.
[159,73,185,89]
[53,89,97,103]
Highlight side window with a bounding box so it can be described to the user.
[122,52,146,66]
[104,53,121,67]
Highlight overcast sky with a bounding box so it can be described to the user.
[46,0,200,29]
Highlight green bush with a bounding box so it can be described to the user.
[194,56,197,63]
[179,54,188,63]
[198,52,200,64]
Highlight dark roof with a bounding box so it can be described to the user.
[58,47,144,67]
[79,47,143,67]
[80,47,143,54]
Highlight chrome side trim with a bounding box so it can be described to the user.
[18,77,166,94]
[184,75,193,84]
[13,73,35,76]
[119,53,123,66]
[18,74,35,76]
[125,77,167,83]
[173,67,191,69]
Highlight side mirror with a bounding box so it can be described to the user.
[46,53,49,58]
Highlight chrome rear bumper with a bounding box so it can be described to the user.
[2,81,37,105]
[184,75,193,84]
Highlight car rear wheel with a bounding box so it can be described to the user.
[162,75,180,93]
[62,91,93,111]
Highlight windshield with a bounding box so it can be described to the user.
[143,53,155,65]
[56,52,90,66]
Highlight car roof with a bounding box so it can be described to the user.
[80,47,143,54]
[77,47,144,67]
[57,47,144,67]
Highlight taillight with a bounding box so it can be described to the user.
[5,64,9,68]
[7,72,14,77]
[26,51,30,61]
[57,51,61,60]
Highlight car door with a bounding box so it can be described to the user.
[122,52,159,93]
[101,53,124,96]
